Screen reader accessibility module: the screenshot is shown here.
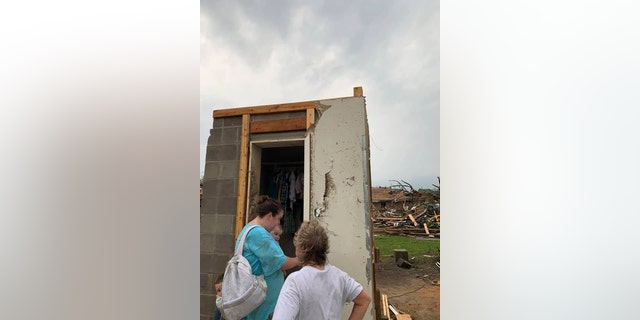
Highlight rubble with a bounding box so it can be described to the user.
[373,203,440,238]
[371,178,440,238]
[396,258,413,269]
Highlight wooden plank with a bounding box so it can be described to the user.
[381,293,389,319]
[423,223,430,235]
[354,86,363,97]
[389,305,412,320]
[306,108,315,129]
[213,101,317,118]
[235,114,250,239]
[408,214,418,227]
[389,305,399,316]
[375,217,405,221]
[250,117,307,134]
[373,226,440,233]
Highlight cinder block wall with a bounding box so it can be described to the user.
[200,116,241,320]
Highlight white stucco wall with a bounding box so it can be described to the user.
[307,96,374,320]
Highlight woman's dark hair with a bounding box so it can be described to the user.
[255,195,283,218]
[215,273,224,285]
[294,219,329,266]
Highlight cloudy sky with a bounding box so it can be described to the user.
[200,0,439,189]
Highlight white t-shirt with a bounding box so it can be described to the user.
[272,264,363,320]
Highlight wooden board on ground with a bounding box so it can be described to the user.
[389,304,412,320]
[381,293,389,319]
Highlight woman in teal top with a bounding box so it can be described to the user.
[236,196,300,320]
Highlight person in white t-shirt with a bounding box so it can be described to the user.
[272,220,371,320]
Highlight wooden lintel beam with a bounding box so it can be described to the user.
[213,101,317,118]
[250,117,307,134]
[212,90,362,118]
[235,114,250,240]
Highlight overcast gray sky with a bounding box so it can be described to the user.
[200,0,439,189]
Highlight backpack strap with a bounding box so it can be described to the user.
[235,224,260,255]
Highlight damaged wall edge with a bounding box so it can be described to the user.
[309,94,374,319]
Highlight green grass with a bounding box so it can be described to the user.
[373,234,440,261]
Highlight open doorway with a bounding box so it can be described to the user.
[248,140,305,261]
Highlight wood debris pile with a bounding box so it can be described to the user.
[372,179,440,238]
[373,203,440,238]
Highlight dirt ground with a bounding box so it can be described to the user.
[375,254,440,320]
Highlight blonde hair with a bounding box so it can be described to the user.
[294,220,329,266]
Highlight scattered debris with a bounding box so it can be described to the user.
[389,304,413,320]
[372,180,440,238]
[396,258,413,269]
[373,203,440,238]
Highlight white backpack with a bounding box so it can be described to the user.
[220,225,267,320]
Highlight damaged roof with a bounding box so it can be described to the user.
[371,187,407,202]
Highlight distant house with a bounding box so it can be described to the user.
[371,187,407,211]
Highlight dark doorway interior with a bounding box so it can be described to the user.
[259,146,304,272]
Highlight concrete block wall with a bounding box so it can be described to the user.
[200,116,242,319]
